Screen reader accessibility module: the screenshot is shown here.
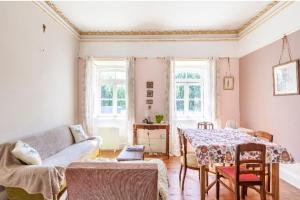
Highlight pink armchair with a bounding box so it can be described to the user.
[66,162,158,200]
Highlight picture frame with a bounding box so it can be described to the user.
[147,90,153,97]
[146,81,153,88]
[146,99,153,104]
[272,60,300,96]
[223,76,234,90]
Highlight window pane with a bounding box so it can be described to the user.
[101,100,113,114]
[116,72,126,80]
[175,72,186,79]
[176,100,184,112]
[189,85,201,99]
[100,72,115,79]
[187,72,201,79]
[117,85,126,99]
[176,85,184,99]
[117,100,126,114]
[101,85,113,98]
[189,100,201,112]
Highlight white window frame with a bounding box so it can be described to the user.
[95,62,128,119]
[174,60,210,120]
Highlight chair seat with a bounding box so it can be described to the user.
[180,153,199,168]
[217,166,259,182]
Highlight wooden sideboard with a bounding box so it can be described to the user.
[133,123,169,157]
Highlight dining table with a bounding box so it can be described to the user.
[178,128,294,200]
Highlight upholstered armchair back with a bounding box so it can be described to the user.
[66,162,158,200]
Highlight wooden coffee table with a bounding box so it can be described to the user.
[116,146,145,161]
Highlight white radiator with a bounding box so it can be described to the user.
[95,127,120,151]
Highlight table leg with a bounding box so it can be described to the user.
[272,163,279,200]
[199,165,206,200]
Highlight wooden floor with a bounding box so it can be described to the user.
[100,151,300,200]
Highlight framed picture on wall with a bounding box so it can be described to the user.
[146,99,153,104]
[146,81,153,88]
[273,60,300,96]
[147,90,153,97]
[223,76,234,90]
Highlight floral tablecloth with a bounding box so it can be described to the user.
[180,128,294,165]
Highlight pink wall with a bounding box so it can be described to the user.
[218,58,240,128]
[135,58,167,122]
[240,30,300,161]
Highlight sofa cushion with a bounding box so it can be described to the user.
[22,126,75,160]
[69,124,88,143]
[11,141,42,165]
[42,138,99,167]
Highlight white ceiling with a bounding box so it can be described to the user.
[53,1,271,32]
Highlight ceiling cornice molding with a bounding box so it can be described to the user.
[39,0,292,42]
[80,34,239,43]
[237,1,279,33]
[80,30,238,36]
[238,1,293,38]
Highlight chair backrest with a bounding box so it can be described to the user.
[235,143,266,184]
[178,129,187,166]
[254,131,273,142]
[225,120,237,129]
[66,162,158,200]
[197,121,214,130]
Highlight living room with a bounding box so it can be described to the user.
[0,1,300,200]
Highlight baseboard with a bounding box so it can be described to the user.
[280,163,300,189]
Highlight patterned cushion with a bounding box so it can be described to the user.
[217,166,259,181]
[11,140,42,165]
[180,153,199,168]
[69,124,88,143]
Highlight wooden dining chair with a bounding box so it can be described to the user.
[254,131,273,143]
[197,121,216,190]
[198,121,214,130]
[247,131,273,192]
[216,143,266,200]
[178,130,215,192]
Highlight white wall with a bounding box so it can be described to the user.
[79,40,238,58]
[0,2,79,143]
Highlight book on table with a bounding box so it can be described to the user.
[126,145,145,151]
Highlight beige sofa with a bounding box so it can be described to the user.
[1,126,99,200]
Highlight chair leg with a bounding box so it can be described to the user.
[267,165,271,192]
[216,173,220,200]
[205,171,209,194]
[235,185,240,200]
[242,186,246,199]
[181,167,187,191]
[179,165,183,183]
[260,185,266,200]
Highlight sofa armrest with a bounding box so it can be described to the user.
[66,162,158,200]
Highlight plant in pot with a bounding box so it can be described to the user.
[155,114,164,124]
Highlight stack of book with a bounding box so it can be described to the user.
[126,145,145,152]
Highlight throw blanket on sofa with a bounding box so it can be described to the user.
[146,159,169,200]
[0,143,65,200]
